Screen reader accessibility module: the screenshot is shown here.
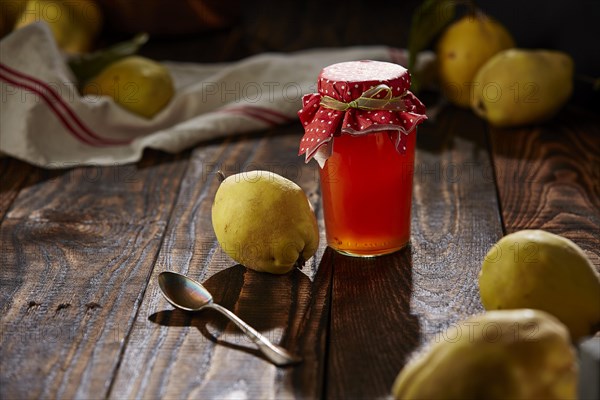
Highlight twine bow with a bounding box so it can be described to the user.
[319,84,408,112]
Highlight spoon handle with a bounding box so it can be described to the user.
[207,303,302,366]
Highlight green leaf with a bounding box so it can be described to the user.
[68,33,149,88]
[408,0,458,92]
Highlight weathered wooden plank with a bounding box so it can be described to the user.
[110,126,331,399]
[0,158,33,221]
[4,152,186,224]
[0,151,189,399]
[489,108,600,268]
[326,107,504,399]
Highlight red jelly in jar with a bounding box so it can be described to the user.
[298,60,427,257]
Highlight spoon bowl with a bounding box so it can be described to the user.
[158,271,213,311]
[157,271,302,366]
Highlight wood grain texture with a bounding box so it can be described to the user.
[110,126,332,399]
[326,107,504,399]
[489,108,600,268]
[4,153,187,224]
[0,152,189,399]
[3,104,598,399]
[0,158,34,221]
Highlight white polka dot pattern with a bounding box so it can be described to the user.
[298,60,427,163]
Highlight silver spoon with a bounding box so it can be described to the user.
[157,271,302,366]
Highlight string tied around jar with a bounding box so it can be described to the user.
[319,84,408,112]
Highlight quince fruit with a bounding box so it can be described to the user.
[212,170,319,274]
[471,49,574,127]
[392,309,577,399]
[15,0,102,53]
[479,230,600,341]
[437,14,514,107]
[82,56,174,119]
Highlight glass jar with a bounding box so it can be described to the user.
[298,60,426,257]
[319,129,416,256]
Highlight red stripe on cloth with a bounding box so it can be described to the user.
[0,63,131,146]
[1,70,100,146]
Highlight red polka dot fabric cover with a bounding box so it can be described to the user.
[298,60,427,166]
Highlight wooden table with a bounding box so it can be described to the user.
[1,104,598,399]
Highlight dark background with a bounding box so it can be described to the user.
[3,0,598,99]
[117,0,598,109]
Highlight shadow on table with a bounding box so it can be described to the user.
[417,104,491,155]
[326,244,420,399]
[149,263,312,366]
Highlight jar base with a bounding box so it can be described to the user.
[329,241,409,258]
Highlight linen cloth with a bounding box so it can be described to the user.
[0,22,433,168]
